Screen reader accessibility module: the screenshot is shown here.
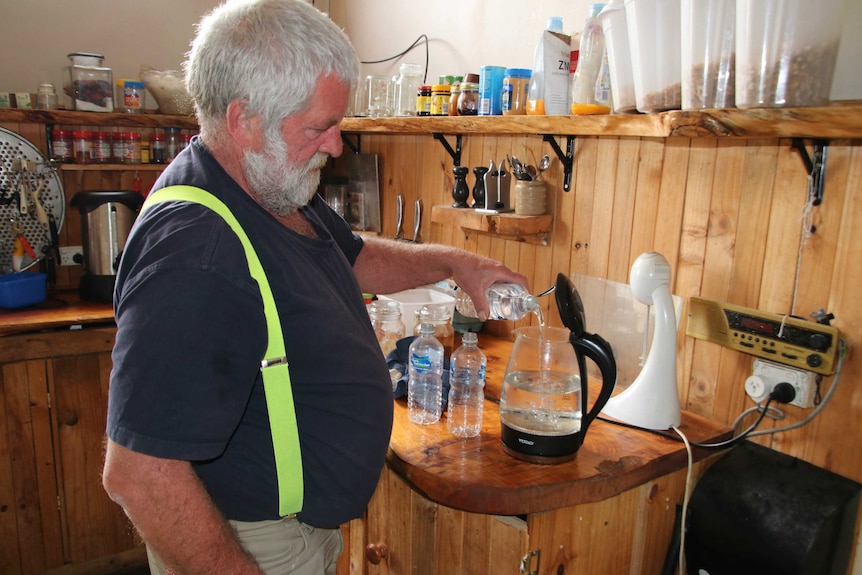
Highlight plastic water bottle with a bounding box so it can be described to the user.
[447,332,486,438]
[455,283,540,321]
[408,323,444,425]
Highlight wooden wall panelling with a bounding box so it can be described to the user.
[0,359,64,574]
[50,352,137,565]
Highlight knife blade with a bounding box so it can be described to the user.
[395,194,404,240]
[412,198,422,243]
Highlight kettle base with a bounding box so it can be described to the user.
[501,442,577,465]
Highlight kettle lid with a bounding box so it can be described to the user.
[70,190,144,211]
[554,272,587,336]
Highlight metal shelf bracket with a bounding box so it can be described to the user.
[542,134,576,191]
[342,133,361,155]
[433,133,462,167]
[791,138,828,206]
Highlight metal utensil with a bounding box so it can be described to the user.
[412,198,423,243]
[537,154,552,180]
[395,193,404,240]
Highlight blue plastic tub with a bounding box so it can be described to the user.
[0,272,47,309]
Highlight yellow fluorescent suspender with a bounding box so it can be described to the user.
[141,185,303,517]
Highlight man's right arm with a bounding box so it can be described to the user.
[102,439,264,575]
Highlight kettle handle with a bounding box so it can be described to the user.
[572,332,617,431]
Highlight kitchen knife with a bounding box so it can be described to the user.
[412,198,422,243]
[395,193,404,240]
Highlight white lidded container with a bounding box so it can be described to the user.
[735,0,847,108]
[598,0,637,114]
[624,0,682,113]
[681,0,736,109]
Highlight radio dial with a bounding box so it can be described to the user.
[809,333,829,351]
[807,354,823,369]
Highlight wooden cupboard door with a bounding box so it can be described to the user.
[0,359,64,575]
[359,466,529,575]
[49,351,138,565]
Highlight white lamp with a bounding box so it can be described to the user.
[601,252,682,430]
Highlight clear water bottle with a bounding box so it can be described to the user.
[408,323,444,425]
[455,283,540,321]
[447,332,486,438]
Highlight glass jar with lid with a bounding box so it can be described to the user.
[369,300,406,356]
[457,83,480,116]
[413,303,455,360]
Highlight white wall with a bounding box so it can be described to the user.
[1,0,859,107]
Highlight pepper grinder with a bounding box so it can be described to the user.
[472,166,488,208]
[452,166,470,208]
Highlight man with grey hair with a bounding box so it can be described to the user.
[101,1,528,574]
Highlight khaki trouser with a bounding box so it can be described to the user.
[146,516,343,575]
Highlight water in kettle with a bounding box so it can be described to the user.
[499,369,582,435]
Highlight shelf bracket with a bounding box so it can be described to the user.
[791,138,828,206]
[542,134,575,192]
[342,133,361,155]
[433,133,462,167]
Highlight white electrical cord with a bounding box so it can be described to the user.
[778,179,816,339]
[671,425,693,575]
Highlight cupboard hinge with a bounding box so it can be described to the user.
[519,549,540,575]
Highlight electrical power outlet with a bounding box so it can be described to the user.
[750,358,818,408]
[59,246,83,266]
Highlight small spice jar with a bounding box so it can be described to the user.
[72,130,92,164]
[430,84,451,116]
[416,85,432,116]
[51,129,73,163]
[448,83,461,116]
[149,132,167,164]
[92,131,112,163]
[126,131,142,164]
[112,132,127,164]
[165,127,181,161]
[457,83,480,116]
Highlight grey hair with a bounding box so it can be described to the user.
[185,0,359,142]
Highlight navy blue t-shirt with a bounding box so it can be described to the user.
[107,138,393,528]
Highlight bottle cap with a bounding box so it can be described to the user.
[419,322,435,335]
[547,16,564,32]
[462,331,478,345]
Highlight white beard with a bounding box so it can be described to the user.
[242,135,329,216]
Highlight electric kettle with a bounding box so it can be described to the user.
[499,273,617,464]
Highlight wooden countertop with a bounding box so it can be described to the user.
[387,334,732,516]
[0,290,113,337]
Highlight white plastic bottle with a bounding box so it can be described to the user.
[408,323,444,425]
[455,283,540,321]
[570,3,611,115]
[447,332,486,438]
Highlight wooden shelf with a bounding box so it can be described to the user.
[0,108,198,130]
[431,205,553,245]
[59,163,166,171]
[342,102,862,139]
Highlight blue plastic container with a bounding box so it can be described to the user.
[0,272,47,309]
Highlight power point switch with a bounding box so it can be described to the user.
[751,358,818,409]
[745,375,770,404]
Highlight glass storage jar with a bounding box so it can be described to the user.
[369,300,406,356]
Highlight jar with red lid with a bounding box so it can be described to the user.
[93,131,112,163]
[112,132,127,164]
[149,132,167,164]
[51,129,73,163]
[72,130,92,164]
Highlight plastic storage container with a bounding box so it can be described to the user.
[735,0,847,108]
[408,323,444,425]
[681,0,735,109]
[598,0,637,114]
[447,331,486,438]
[66,53,113,112]
[0,272,47,309]
[625,0,682,112]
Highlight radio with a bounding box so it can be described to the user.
[686,297,839,375]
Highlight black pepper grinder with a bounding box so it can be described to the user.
[452,166,470,208]
[472,166,488,208]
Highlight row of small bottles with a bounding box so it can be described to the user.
[51,127,193,165]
